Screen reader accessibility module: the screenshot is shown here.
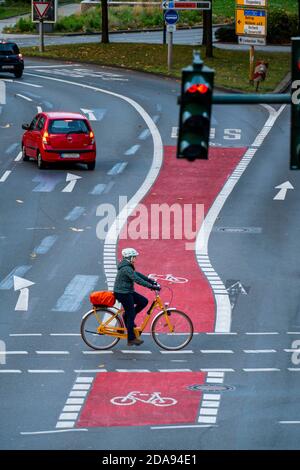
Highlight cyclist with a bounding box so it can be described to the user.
[114,248,160,346]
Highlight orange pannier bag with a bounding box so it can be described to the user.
[90,291,116,307]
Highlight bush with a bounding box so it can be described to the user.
[267,8,297,44]
[15,17,35,32]
[215,24,237,43]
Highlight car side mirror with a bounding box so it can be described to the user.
[22,123,30,130]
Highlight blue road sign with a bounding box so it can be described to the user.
[164,9,179,25]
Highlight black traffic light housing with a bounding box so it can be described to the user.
[177,51,214,161]
[291,37,300,169]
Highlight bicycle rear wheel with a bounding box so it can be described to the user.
[81,309,122,350]
[151,309,193,350]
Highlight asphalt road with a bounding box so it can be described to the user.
[0,59,299,450]
[0,28,290,52]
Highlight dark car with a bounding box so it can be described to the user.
[0,41,24,78]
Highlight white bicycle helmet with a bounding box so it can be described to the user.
[122,247,139,260]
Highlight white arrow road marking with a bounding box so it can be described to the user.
[80,108,96,120]
[0,80,6,104]
[62,174,82,193]
[13,276,35,311]
[273,181,294,200]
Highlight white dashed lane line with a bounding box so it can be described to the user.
[107,162,128,175]
[14,152,22,162]
[1,367,300,374]
[200,350,234,354]
[56,376,93,429]
[124,144,140,155]
[35,351,70,355]
[0,170,11,183]
[16,94,32,102]
[28,370,65,373]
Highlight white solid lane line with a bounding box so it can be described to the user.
[20,429,88,435]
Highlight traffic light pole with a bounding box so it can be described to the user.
[213,94,290,105]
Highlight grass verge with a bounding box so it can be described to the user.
[22,43,290,93]
[0,6,29,20]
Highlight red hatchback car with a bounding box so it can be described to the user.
[22,112,96,170]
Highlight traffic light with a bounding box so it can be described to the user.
[177,51,214,161]
[291,37,300,169]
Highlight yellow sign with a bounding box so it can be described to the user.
[236,8,267,36]
[236,0,267,7]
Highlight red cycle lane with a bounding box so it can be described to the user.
[76,145,246,430]
[118,145,246,332]
[77,372,206,427]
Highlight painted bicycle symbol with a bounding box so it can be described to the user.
[110,391,177,407]
[149,274,188,284]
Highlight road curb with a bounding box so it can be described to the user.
[2,23,228,36]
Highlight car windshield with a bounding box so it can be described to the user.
[48,119,89,134]
[0,43,19,56]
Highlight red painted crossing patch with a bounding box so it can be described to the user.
[118,146,246,332]
[77,372,205,427]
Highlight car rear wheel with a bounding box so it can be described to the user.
[37,152,46,170]
[14,71,23,78]
[22,145,29,162]
[87,162,95,171]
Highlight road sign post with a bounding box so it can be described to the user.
[32,0,57,51]
[39,19,44,52]
[164,9,179,71]
[235,1,268,85]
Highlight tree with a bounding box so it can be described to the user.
[101,0,109,44]
[298,0,300,35]
[203,4,213,58]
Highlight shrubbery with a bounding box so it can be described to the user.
[267,8,297,44]
[6,6,203,33]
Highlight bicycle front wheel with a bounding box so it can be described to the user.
[80,309,122,350]
[151,309,193,351]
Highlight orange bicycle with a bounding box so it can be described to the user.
[80,287,193,351]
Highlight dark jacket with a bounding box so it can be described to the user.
[114,259,154,294]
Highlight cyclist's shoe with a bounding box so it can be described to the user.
[127,338,144,346]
